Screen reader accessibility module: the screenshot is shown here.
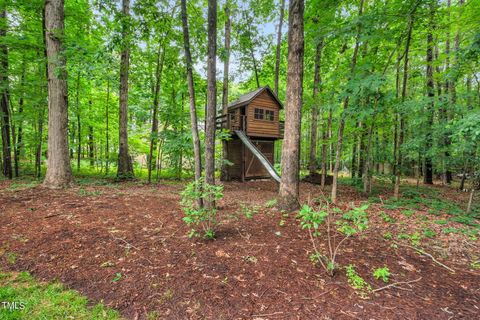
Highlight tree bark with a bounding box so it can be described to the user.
[320,107,332,187]
[73,72,80,171]
[105,78,110,174]
[331,0,364,204]
[181,0,203,207]
[0,8,12,179]
[148,42,166,183]
[14,59,26,177]
[43,0,73,188]
[277,0,304,211]
[394,7,416,199]
[88,100,94,167]
[117,0,134,179]
[221,0,231,181]
[308,39,323,175]
[441,0,452,184]
[424,1,435,185]
[274,0,285,97]
[205,0,217,203]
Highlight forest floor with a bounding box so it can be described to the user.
[0,177,479,319]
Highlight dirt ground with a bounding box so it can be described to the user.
[0,179,479,319]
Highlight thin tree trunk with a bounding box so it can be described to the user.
[181,0,203,207]
[308,39,323,175]
[331,0,364,204]
[117,0,134,179]
[250,46,260,88]
[424,1,435,185]
[13,58,26,177]
[221,0,231,181]
[466,189,475,213]
[88,100,94,167]
[148,42,166,183]
[105,78,110,174]
[441,0,452,184]
[43,0,73,188]
[320,107,332,187]
[75,72,81,171]
[0,8,12,179]
[274,0,285,96]
[394,9,416,198]
[278,0,304,211]
[35,107,45,179]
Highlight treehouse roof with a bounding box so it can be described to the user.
[227,86,283,110]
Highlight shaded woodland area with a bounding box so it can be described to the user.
[1,0,480,319]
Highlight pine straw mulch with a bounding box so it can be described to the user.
[0,179,479,319]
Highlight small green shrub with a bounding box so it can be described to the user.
[345,264,372,298]
[298,202,369,276]
[181,178,224,239]
[373,266,391,283]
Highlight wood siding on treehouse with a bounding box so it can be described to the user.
[246,91,280,138]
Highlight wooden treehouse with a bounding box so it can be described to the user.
[216,86,284,182]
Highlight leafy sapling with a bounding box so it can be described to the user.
[181,178,224,239]
[298,202,369,276]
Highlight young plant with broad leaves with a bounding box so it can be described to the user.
[180,178,223,239]
[298,201,369,276]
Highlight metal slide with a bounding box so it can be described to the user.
[234,130,281,183]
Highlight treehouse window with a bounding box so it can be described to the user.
[254,108,264,120]
[265,110,275,121]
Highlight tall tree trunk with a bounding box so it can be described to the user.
[0,8,12,179]
[205,0,217,187]
[362,112,376,193]
[43,0,73,188]
[88,100,94,167]
[441,0,452,184]
[308,39,323,175]
[274,0,285,96]
[148,42,166,183]
[13,58,25,177]
[331,0,364,204]
[35,107,45,179]
[278,0,304,211]
[181,0,203,207]
[75,72,81,171]
[205,0,217,208]
[394,7,416,199]
[424,1,435,185]
[117,0,134,179]
[105,78,110,174]
[221,0,231,181]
